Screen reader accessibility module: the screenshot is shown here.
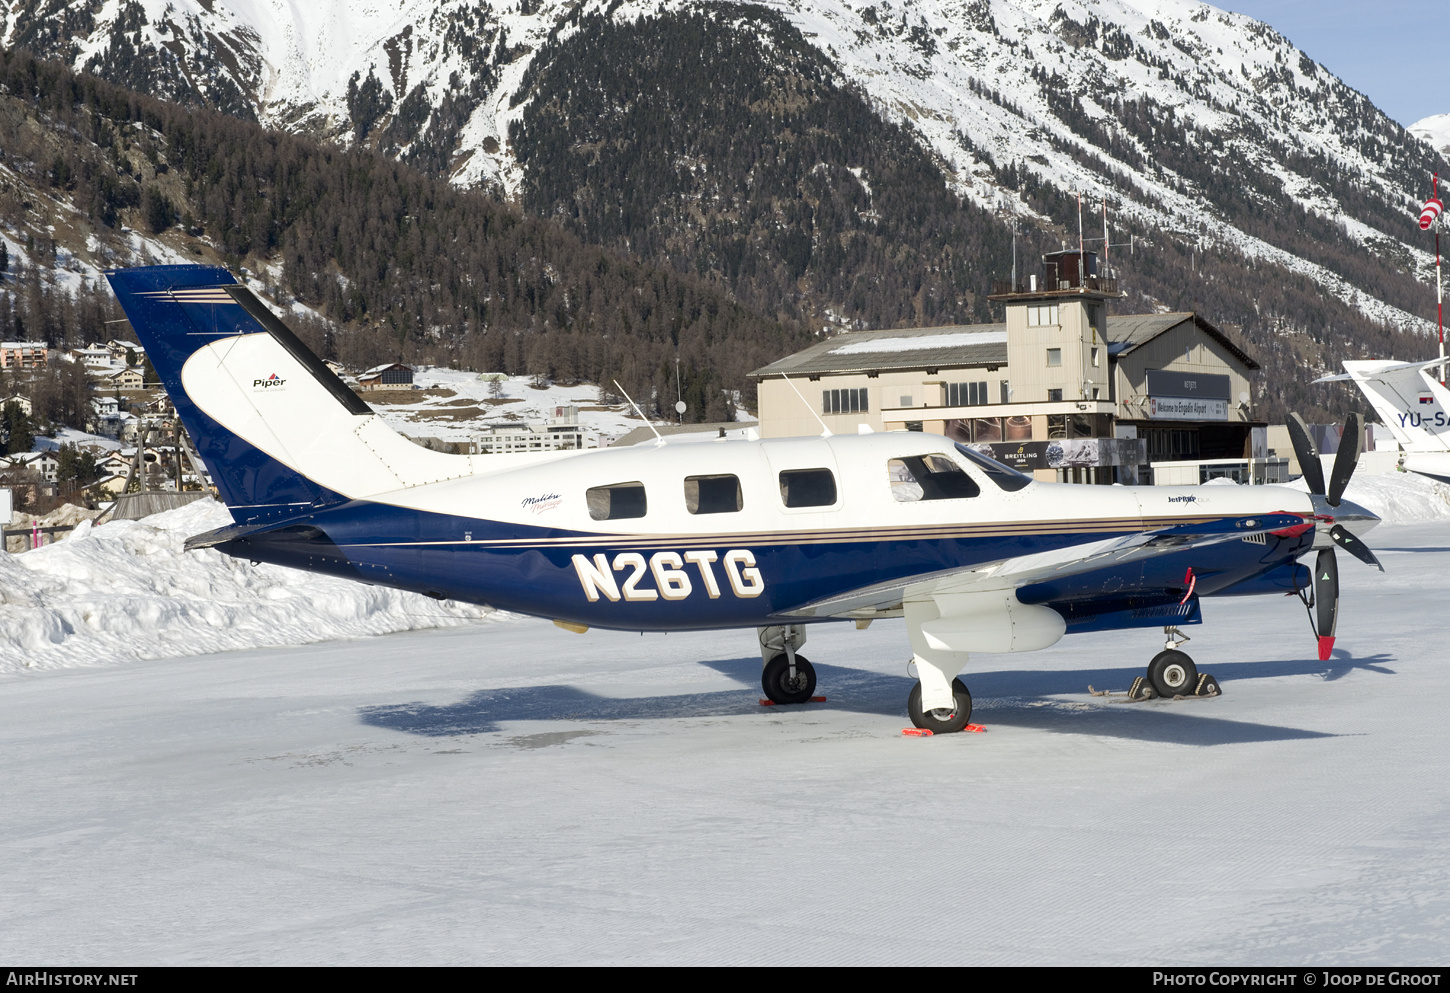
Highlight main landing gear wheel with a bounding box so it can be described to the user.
[762,654,817,705]
[1147,650,1199,698]
[907,678,973,734]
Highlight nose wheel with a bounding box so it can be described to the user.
[1147,649,1199,697]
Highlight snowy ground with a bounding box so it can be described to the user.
[1,487,1449,963]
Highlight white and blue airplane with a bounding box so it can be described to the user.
[107,265,1384,732]
[1317,357,1450,486]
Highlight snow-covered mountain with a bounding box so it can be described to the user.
[1411,113,1450,159]
[6,0,1449,339]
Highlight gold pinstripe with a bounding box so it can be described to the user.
[334,514,1232,551]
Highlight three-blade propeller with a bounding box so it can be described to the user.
[1286,412,1383,661]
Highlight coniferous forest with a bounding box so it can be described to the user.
[1,3,1447,426]
[0,46,807,422]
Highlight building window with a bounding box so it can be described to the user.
[1092,387,1101,400]
[1027,305,1060,327]
[1000,380,1010,403]
[1146,428,1201,461]
[899,395,913,407]
[822,388,868,414]
[1047,388,1063,402]
[1048,413,1097,439]
[1046,348,1061,367]
[1091,347,1099,367]
[945,381,989,406]
[969,417,1002,442]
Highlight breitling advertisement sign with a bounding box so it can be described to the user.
[953,435,1147,470]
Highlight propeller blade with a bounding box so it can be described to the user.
[1287,413,1325,495]
[1329,523,1383,571]
[1313,548,1339,661]
[1325,413,1361,507]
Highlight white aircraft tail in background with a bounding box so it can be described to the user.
[1318,359,1450,484]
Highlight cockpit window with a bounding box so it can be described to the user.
[888,454,981,502]
[778,468,838,508]
[685,474,743,514]
[953,442,1034,492]
[586,481,647,520]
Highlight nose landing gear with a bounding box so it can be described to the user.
[1127,626,1220,700]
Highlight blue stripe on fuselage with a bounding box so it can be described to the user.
[219,499,1316,632]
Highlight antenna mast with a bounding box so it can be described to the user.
[1077,192,1085,285]
[779,373,832,437]
[614,380,665,446]
[1102,197,1110,275]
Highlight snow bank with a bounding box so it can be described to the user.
[1283,469,1450,525]
[0,499,494,673]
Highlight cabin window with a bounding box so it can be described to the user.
[685,474,743,514]
[586,481,647,521]
[887,454,981,502]
[778,468,837,508]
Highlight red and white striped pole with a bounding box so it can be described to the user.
[1419,177,1445,382]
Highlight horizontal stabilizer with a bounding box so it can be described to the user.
[184,520,323,551]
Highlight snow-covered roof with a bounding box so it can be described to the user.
[752,312,1259,379]
[752,323,1011,379]
[360,363,414,376]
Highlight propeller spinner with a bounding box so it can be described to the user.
[1286,412,1383,661]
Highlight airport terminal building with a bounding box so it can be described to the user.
[750,251,1265,483]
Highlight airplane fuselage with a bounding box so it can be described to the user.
[216,433,1320,633]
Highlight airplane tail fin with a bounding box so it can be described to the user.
[106,265,474,525]
[1320,359,1450,454]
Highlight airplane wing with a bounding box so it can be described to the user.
[775,512,1306,618]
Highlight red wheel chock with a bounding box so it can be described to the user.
[901,723,986,736]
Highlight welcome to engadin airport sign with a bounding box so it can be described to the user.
[1146,370,1231,421]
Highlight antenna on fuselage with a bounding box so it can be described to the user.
[614,379,666,446]
[780,372,832,438]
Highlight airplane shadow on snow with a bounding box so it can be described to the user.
[359,647,1394,745]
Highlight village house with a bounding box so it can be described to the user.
[0,341,47,370]
[1,450,60,482]
[357,363,415,390]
